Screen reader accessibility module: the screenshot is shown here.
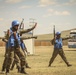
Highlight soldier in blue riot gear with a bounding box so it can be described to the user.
[10,21,37,71]
[1,27,21,73]
[10,39,31,71]
[6,20,28,74]
[1,19,37,74]
[20,38,31,68]
[48,32,72,67]
[1,29,10,73]
[0,28,16,74]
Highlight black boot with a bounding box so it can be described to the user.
[6,69,9,75]
[10,68,13,71]
[20,68,28,74]
[2,67,5,71]
[17,66,21,73]
[67,64,72,67]
[6,69,9,73]
[48,63,51,67]
[0,68,5,74]
[26,64,31,69]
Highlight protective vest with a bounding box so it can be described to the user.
[8,29,21,47]
[54,38,63,49]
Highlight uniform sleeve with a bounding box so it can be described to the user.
[20,42,26,50]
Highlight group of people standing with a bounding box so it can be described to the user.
[0,20,72,75]
[1,20,37,75]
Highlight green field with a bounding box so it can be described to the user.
[0,46,76,75]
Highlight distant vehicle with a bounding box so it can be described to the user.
[68,30,76,48]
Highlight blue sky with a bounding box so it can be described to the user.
[0,0,76,36]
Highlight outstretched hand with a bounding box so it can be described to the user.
[33,22,37,28]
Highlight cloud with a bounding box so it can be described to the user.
[19,5,31,9]
[55,11,70,15]
[64,0,76,6]
[38,0,57,7]
[43,9,71,17]
[38,0,76,7]
[0,18,3,21]
[5,0,24,3]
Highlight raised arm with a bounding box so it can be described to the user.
[50,38,56,45]
[20,23,37,35]
[62,37,72,40]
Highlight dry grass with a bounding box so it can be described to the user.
[0,46,76,75]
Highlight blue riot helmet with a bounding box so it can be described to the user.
[12,20,20,27]
[56,32,61,35]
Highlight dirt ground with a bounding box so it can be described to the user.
[0,46,76,75]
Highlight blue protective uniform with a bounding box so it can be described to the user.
[8,28,21,48]
[54,38,63,49]
[20,42,26,50]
